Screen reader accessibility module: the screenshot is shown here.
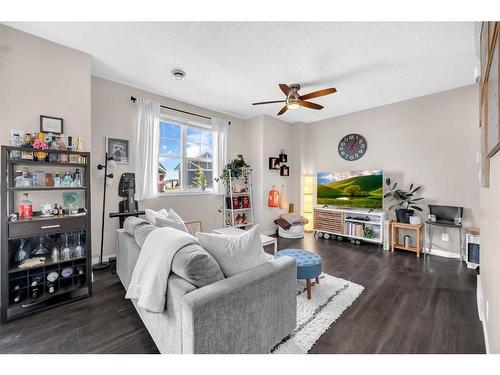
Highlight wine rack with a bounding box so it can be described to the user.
[1,146,92,323]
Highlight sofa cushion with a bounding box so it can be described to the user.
[156,210,188,233]
[124,217,152,237]
[196,225,269,277]
[135,222,158,248]
[145,208,168,224]
[171,244,224,288]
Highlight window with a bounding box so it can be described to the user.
[158,118,213,193]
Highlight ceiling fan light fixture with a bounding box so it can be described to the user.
[286,97,300,110]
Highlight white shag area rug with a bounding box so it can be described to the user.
[271,273,364,354]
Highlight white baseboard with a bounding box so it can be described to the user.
[426,248,461,259]
[477,275,490,354]
[91,254,116,265]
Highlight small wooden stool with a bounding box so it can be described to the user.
[391,222,423,257]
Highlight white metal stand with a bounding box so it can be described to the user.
[223,171,255,228]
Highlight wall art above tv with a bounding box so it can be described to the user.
[317,169,383,209]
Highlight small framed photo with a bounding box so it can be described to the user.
[40,115,63,134]
[185,221,202,236]
[106,137,129,164]
[269,157,280,170]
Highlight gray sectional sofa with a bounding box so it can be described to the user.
[116,219,297,354]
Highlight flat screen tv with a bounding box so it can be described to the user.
[317,169,383,209]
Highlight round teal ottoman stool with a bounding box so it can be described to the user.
[275,248,322,299]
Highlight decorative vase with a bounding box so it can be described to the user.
[34,150,47,162]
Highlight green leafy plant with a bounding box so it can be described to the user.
[193,167,208,190]
[384,178,424,211]
[214,154,251,188]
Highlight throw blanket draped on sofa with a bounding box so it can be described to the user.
[125,227,199,313]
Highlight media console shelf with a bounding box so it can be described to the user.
[313,206,386,244]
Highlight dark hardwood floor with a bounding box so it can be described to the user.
[0,233,485,354]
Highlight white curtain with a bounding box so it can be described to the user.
[212,117,229,195]
[135,98,160,200]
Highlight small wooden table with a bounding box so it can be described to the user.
[391,222,423,257]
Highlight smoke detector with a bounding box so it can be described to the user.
[171,69,186,80]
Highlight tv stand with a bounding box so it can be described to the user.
[313,206,386,244]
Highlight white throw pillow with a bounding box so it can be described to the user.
[156,209,189,233]
[145,208,168,224]
[197,225,269,277]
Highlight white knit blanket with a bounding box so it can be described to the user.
[125,227,199,313]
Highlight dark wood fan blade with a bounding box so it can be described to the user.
[279,84,290,96]
[299,87,337,101]
[252,100,286,105]
[300,101,324,110]
[277,105,288,116]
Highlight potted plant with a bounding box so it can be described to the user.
[384,178,424,223]
[215,154,251,191]
[193,167,208,191]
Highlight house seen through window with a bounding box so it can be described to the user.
[158,119,213,193]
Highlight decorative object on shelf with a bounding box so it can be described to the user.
[61,267,73,278]
[215,154,251,190]
[40,115,63,134]
[41,203,54,216]
[268,185,280,208]
[74,232,85,258]
[280,165,290,176]
[18,193,33,218]
[409,216,421,225]
[45,172,54,187]
[76,136,84,152]
[338,134,367,161]
[51,244,60,262]
[106,137,129,164]
[94,152,116,270]
[63,192,80,214]
[33,132,49,162]
[384,177,423,223]
[47,271,59,282]
[184,221,202,237]
[364,226,375,239]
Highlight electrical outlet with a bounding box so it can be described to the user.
[442,233,449,242]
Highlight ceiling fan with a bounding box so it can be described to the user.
[252,84,337,116]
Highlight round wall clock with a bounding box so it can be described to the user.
[338,134,367,161]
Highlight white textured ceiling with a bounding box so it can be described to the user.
[5,22,477,123]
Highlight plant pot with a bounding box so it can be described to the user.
[395,208,414,223]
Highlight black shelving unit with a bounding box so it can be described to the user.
[1,146,92,323]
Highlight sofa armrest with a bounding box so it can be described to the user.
[181,256,297,353]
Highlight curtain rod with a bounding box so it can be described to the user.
[130,96,230,124]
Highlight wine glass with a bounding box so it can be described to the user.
[61,233,71,260]
[31,236,49,256]
[74,232,85,258]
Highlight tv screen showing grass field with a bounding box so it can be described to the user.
[317,170,383,209]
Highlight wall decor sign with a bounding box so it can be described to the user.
[106,137,129,164]
[268,157,280,170]
[40,115,63,134]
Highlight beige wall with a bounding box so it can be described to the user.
[91,77,248,258]
[300,85,480,256]
[480,146,500,353]
[0,25,91,226]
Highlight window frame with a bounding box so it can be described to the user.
[158,113,214,196]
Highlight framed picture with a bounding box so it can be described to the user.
[269,157,279,170]
[40,115,63,134]
[106,137,129,164]
[185,221,202,236]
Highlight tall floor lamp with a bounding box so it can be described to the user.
[92,152,115,270]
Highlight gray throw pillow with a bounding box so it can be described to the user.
[171,243,224,288]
